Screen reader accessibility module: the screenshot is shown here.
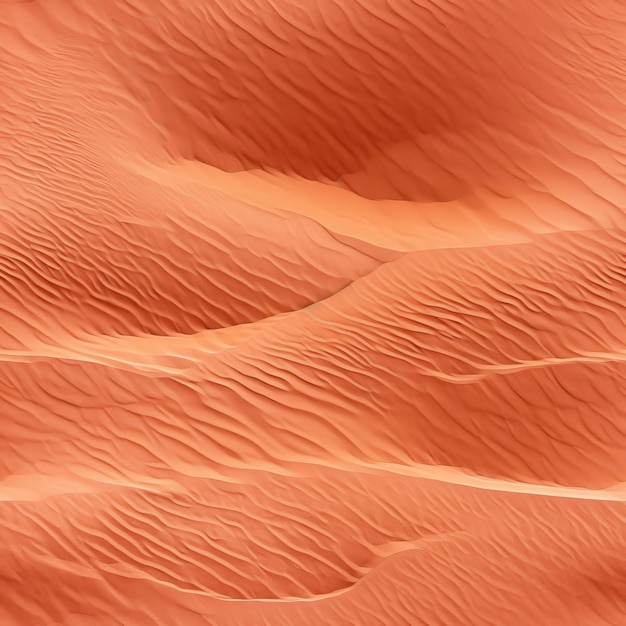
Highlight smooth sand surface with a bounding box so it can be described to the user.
[1,1,626,624]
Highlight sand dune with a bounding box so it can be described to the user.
[1,0,626,624]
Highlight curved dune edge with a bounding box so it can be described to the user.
[5,459,626,504]
[1,0,626,624]
[130,158,622,253]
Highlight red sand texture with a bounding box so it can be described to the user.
[1,0,626,624]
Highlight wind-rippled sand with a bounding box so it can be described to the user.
[1,1,626,624]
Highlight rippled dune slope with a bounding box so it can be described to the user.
[1,1,626,624]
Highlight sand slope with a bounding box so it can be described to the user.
[1,0,626,624]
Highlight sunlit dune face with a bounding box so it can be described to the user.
[1,0,626,624]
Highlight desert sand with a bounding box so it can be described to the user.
[1,0,626,624]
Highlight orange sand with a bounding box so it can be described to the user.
[1,1,626,624]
